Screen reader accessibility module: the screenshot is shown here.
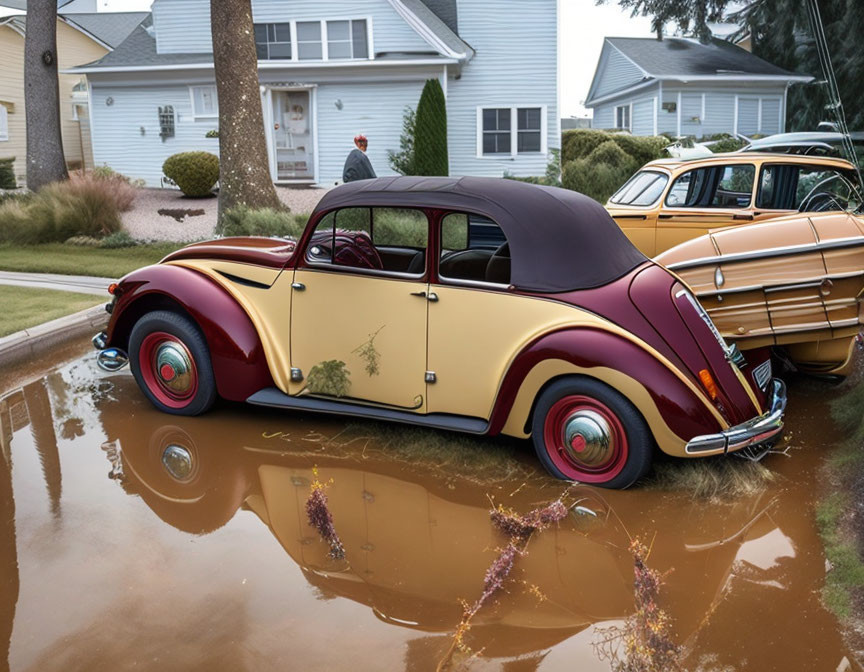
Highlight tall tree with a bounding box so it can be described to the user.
[24,0,68,190]
[211,0,282,222]
[414,79,448,176]
[599,0,731,43]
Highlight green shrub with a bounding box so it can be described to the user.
[216,205,307,238]
[609,134,671,166]
[414,78,448,176]
[562,129,670,166]
[65,235,102,246]
[561,129,613,164]
[504,149,562,187]
[162,151,219,197]
[100,231,139,248]
[562,157,634,204]
[0,157,15,190]
[0,175,123,244]
[708,136,748,153]
[587,140,639,171]
[387,106,417,176]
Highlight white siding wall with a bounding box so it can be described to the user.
[316,79,426,184]
[591,45,643,99]
[592,103,614,130]
[761,98,781,135]
[737,97,759,135]
[680,92,702,136]
[447,0,557,177]
[658,87,677,135]
[632,97,654,135]
[703,91,735,136]
[151,0,431,55]
[89,79,222,186]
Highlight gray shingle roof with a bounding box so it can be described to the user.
[607,36,803,78]
[391,0,472,59]
[419,0,457,33]
[64,12,149,48]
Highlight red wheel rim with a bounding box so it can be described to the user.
[542,395,629,483]
[138,332,199,409]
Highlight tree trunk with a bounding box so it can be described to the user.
[211,0,282,222]
[24,0,68,190]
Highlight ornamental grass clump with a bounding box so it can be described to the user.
[305,467,345,560]
[594,539,683,672]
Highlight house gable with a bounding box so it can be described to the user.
[585,40,647,105]
[150,0,459,58]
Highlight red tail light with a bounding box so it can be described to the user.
[699,369,719,400]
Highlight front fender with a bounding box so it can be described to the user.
[489,327,725,457]
[107,264,273,402]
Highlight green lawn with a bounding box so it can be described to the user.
[0,285,103,338]
[0,242,183,278]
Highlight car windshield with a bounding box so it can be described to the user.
[756,164,863,214]
[609,170,669,206]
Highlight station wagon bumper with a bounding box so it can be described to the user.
[685,379,786,456]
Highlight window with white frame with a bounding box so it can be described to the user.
[255,23,292,60]
[327,19,368,59]
[479,106,545,157]
[190,85,218,118]
[0,105,7,142]
[615,104,631,130]
[296,21,323,60]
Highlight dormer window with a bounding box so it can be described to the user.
[254,19,370,61]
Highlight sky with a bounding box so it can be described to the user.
[10,0,658,119]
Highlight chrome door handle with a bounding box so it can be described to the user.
[292,282,305,291]
[410,291,427,298]
[427,292,439,302]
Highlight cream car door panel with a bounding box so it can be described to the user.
[289,269,428,410]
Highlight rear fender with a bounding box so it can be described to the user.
[489,328,726,457]
[107,264,273,402]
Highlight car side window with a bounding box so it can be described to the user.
[439,212,510,285]
[665,165,755,208]
[756,165,860,211]
[305,207,428,276]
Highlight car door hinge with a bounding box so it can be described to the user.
[425,371,437,384]
[291,367,304,382]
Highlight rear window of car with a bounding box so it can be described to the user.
[665,164,755,208]
[756,164,862,211]
[609,170,669,206]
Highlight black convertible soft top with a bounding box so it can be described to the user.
[312,176,648,293]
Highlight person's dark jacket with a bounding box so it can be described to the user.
[342,148,377,183]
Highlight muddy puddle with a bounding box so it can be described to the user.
[0,343,859,671]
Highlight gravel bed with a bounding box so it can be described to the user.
[122,186,329,242]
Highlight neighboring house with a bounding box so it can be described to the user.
[68,0,559,187]
[0,11,147,182]
[0,0,117,13]
[585,37,811,139]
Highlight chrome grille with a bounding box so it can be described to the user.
[753,359,772,391]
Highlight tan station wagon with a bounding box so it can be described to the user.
[607,153,864,376]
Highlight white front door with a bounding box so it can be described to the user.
[272,90,314,181]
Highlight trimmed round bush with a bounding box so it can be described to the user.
[163,151,219,197]
[587,140,639,171]
[561,129,612,165]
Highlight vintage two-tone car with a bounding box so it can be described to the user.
[606,153,864,377]
[93,176,785,488]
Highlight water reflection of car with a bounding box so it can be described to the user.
[93,177,785,488]
[104,411,779,662]
[607,154,864,377]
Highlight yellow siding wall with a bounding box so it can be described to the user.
[0,20,107,184]
[0,25,26,182]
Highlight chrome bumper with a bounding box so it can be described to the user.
[92,331,128,372]
[685,379,786,455]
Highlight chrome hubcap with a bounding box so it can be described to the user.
[562,410,614,467]
[161,443,195,481]
[155,342,194,395]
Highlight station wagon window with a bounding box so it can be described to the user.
[305,207,428,275]
[439,212,510,285]
[756,164,862,211]
[665,164,755,208]
[610,170,669,206]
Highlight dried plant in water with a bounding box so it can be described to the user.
[594,539,683,672]
[490,499,568,541]
[306,360,351,397]
[353,326,384,377]
[304,467,345,560]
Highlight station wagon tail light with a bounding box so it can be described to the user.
[698,369,719,400]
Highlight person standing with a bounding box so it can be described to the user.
[342,134,377,183]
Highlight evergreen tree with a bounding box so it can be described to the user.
[387,106,417,176]
[599,0,732,43]
[414,79,449,176]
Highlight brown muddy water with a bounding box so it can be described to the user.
[0,340,859,672]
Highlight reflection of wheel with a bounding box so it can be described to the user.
[531,377,653,488]
[129,311,217,416]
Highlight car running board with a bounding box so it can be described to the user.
[246,387,490,434]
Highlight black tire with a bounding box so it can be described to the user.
[129,310,217,416]
[530,376,653,489]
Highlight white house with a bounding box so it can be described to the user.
[585,37,812,139]
[69,0,559,187]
